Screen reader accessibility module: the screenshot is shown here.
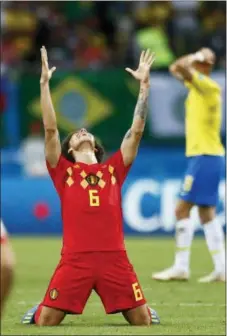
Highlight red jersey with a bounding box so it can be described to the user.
[46,150,131,253]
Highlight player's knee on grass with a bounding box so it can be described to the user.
[36,306,65,326]
[123,304,151,326]
[175,200,193,220]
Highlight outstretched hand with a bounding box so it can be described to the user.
[125,49,155,84]
[40,46,56,84]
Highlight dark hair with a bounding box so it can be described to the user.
[61,131,105,163]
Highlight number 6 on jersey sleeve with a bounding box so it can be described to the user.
[89,190,100,207]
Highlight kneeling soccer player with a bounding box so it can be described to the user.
[1,219,15,319]
[22,47,160,326]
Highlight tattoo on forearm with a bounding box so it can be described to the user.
[124,129,132,139]
[134,86,149,120]
[123,85,149,141]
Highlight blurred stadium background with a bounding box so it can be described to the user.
[0,2,226,335]
[1,0,226,237]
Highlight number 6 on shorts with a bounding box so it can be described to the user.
[132,282,143,301]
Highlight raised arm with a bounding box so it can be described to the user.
[169,48,215,83]
[40,46,61,168]
[169,54,194,81]
[121,50,155,166]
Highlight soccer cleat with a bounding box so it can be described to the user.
[148,307,160,324]
[21,305,38,324]
[152,267,189,281]
[198,271,226,283]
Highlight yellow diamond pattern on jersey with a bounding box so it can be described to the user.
[67,177,74,187]
[108,165,114,174]
[111,176,116,185]
[81,179,89,189]
[66,167,74,186]
[80,170,87,178]
[98,179,106,188]
[66,168,108,189]
[108,165,116,185]
[96,171,103,178]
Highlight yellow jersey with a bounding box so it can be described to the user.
[184,71,225,157]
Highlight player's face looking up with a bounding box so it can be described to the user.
[61,130,105,164]
[69,129,95,152]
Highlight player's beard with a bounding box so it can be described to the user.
[70,139,97,164]
[76,138,95,152]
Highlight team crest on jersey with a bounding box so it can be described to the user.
[49,288,59,300]
[86,174,100,186]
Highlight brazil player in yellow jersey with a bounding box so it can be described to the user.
[152,48,225,283]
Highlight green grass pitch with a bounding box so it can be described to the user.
[2,237,225,335]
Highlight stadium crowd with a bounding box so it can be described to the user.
[1,1,226,74]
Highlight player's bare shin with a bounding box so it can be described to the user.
[40,46,61,167]
[121,49,154,166]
